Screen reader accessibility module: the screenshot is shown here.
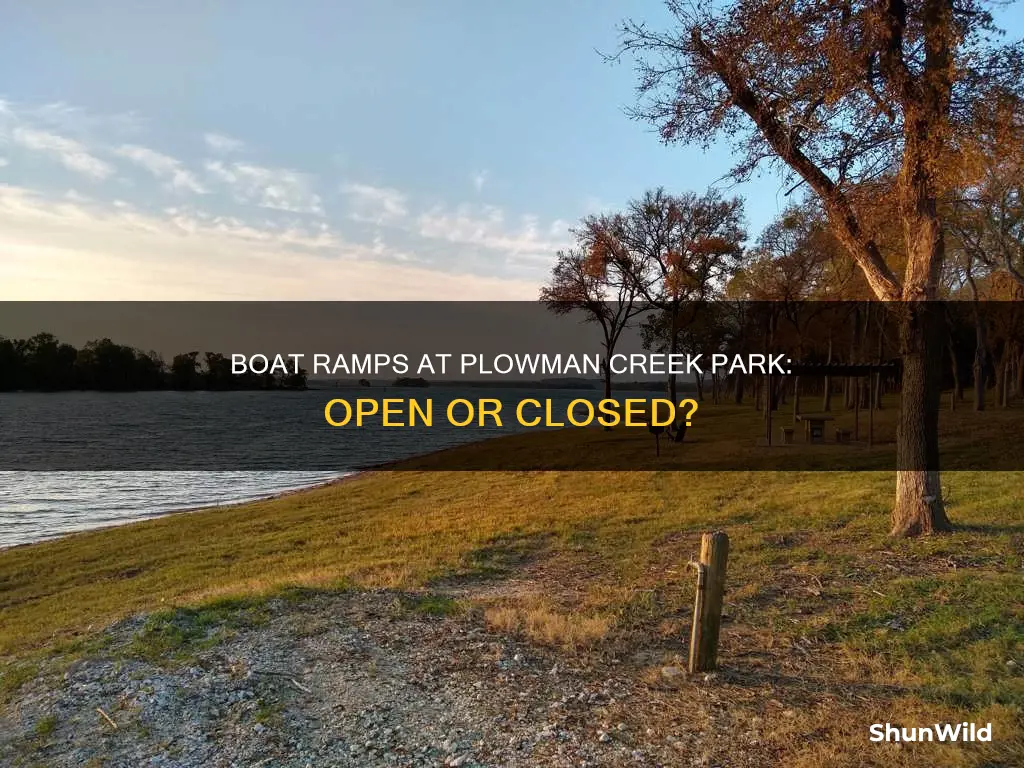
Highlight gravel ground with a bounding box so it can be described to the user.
[0,591,759,768]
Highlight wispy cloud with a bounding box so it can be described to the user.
[9,126,115,180]
[205,160,323,215]
[0,185,536,300]
[18,101,144,139]
[549,218,570,237]
[0,97,568,296]
[0,158,8,168]
[341,182,407,224]
[114,144,206,194]
[582,195,619,215]
[416,203,568,261]
[203,132,244,154]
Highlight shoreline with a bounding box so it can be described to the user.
[0,471,364,552]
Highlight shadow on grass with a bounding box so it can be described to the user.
[446,531,555,583]
[954,522,1024,535]
[718,666,909,704]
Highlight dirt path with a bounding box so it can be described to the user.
[1,589,768,768]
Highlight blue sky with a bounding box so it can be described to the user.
[1,2,1019,299]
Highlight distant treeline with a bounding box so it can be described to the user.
[0,333,308,392]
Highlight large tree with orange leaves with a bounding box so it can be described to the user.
[616,0,1024,536]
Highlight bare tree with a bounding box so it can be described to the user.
[540,246,645,402]
[616,0,1024,536]
[583,188,746,405]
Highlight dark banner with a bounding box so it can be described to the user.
[0,301,1021,470]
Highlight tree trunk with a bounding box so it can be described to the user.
[845,306,859,409]
[668,307,685,441]
[667,307,679,406]
[733,372,744,405]
[874,312,885,410]
[997,347,1009,408]
[947,335,960,409]
[602,358,613,430]
[891,305,953,537]
[973,307,987,411]
[822,336,833,411]
[1016,343,1024,400]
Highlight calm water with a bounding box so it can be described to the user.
[0,471,346,549]
[0,387,640,548]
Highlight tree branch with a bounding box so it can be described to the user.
[691,30,903,301]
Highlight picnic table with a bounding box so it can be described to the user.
[795,413,835,443]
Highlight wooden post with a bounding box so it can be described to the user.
[688,531,729,673]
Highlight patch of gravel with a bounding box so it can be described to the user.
[0,591,753,767]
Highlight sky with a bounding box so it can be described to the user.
[2,2,1019,300]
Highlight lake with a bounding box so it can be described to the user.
[0,471,344,548]
[0,387,637,547]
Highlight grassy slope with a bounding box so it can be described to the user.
[0,413,1022,765]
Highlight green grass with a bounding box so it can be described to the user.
[253,699,283,726]
[0,410,1021,766]
[838,573,1024,709]
[33,714,57,739]
[0,661,38,707]
[400,593,464,617]
[127,597,270,664]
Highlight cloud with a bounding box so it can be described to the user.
[205,160,323,215]
[114,144,206,194]
[549,218,570,237]
[12,101,144,140]
[416,203,568,262]
[203,132,245,154]
[9,126,115,180]
[341,182,407,224]
[471,170,488,193]
[582,195,619,215]
[0,158,8,168]
[0,185,536,299]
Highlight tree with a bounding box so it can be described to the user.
[617,0,1024,536]
[171,351,201,390]
[732,205,840,413]
[541,245,646,404]
[77,338,139,391]
[946,92,1024,408]
[582,188,746,407]
[204,352,234,390]
[23,333,77,391]
[948,90,1024,287]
